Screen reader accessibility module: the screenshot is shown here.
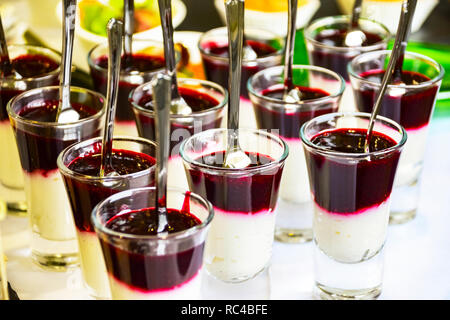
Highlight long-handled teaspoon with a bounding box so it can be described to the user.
[157,0,192,115]
[364,0,417,152]
[223,0,252,169]
[123,0,134,69]
[99,19,123,177]
[0,15,13,77]
[344,0,367,47]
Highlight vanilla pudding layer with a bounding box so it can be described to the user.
[0,121,24,189]
[394,125,428,187]
[24,170,76,241]
[109,270,202,300]
[114,121,138,137]
[239,98,257,130]
[313,201,390,264]
[205,207,276,282]
[77,231,111,299]
[339,84,356,112]
[279,137,311,204]
[167,155,189,190]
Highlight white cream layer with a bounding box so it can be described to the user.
[167,155,189,190]
[0,121,24,189]
[114,121,138,137]
[239,98,257,130]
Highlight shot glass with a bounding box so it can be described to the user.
[304,15,390,112]
[88,39,179,136]
[58,136,157,299]
[130,78,227,190]
[348,50,444,224]
[92,186,214,300]
[180,128,288,282]
[8,86,105,269]
[0,45,60,214]
[301,112,406,300]
[198,26,284,129]
[248,65,345,243]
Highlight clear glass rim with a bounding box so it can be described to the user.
[348,50,445,89]
[92,186,215,242]
[57,136,157,183]
[130,77,229,119]
[197,26,284,63]
[7,85,105,128]
[300,111,407,159]
[179,128,289,173]
[1,44,61,84]
[304,15,391,52]
[247,64,346,107]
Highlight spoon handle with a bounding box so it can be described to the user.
[152,73,172,230]
[100,19,123,177]
[158,0,181,100]
[283,0,298,92]
[350,0,363,29]
[225,0,245,132]
[365,0,417,151]
[57,0,77,119]
[0,15,13,77]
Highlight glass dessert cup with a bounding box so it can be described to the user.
[92,186,214,300]
[180,128,288,283]
[248,65,345,244]
[304,15,390,112]
[8,86,105,270]
[348,50,444,224]
[58,136,157,299]
[301,112,407,300]
[0,45,60,215]
[88,39,180,136]
[198,26,284,129]
[130,78,227,190]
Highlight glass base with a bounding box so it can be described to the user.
[0,183,27,216]
[205,263,268,284]
[389,208,417,224]
[275,227,313,244]
[314,283,382,300]
[275,199,313,244]
[390,178,420,225]
[31,233,79,271]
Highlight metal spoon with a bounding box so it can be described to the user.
[344,0,367,47]
[152,73,172,234]
[55,0,77,123]
[283,0,302,103]
[364,0,417,152]
[99,19,123,177]
[0,15,14,77]
[223,0,252,169]
[123,0,134,69]
[157,0,192,115]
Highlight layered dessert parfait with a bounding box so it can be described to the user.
[92,187,213,300]
[301,112,406,299]
[131,78,227,190]
[88,39,175,136]
[181,128,287,282]
[58,137,157,299]
[0,45,60,212]
[349,50,444,223]
[248,65,344,243]
[198,27,283,128]
[8,86,105,268]
[304,15,390,111]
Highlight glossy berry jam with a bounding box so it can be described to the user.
[254,86,333,139]
[14,101,100,173]
[63,148,156,233]
[310,29,384,81]
[90,54,165,122]
[185,151,283,213]
[305,128,400,214]
[353,69,438,130]
[100,207,204,292]
[0,54,59,121]
[135,87,222,157]
[201,40,279,98]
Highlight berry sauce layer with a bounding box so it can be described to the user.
[90,54,165,122]
[185,151,283,214]
[353,69,438,130]
[201,40,278,98]
[306,128,400,214]
[100,207,204,292]
[311,29,384,81]
[0,54,59,121]
[135,87,222,157]
[253,85,333,139]
[63,147,156,233]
